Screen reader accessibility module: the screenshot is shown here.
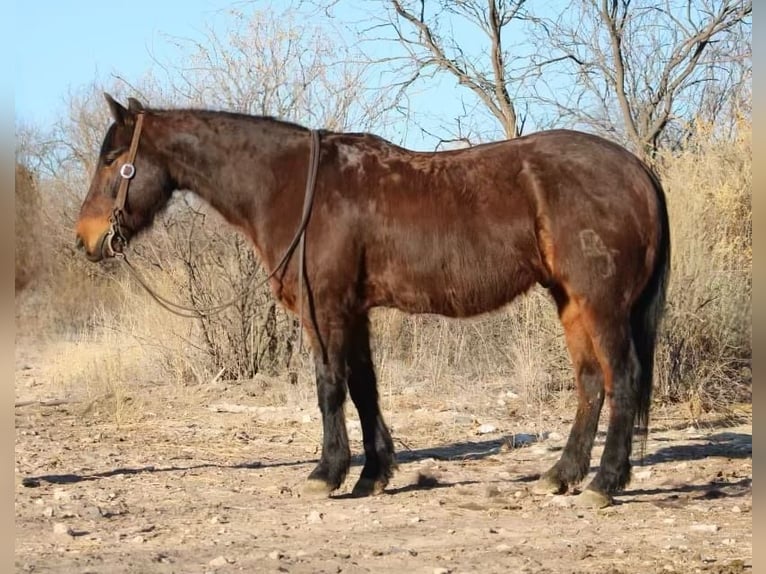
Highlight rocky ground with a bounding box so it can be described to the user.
[15,336,752,574]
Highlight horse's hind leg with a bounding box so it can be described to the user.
[346,317,396,496]
[536,293,605,495]
[577,307,641,508]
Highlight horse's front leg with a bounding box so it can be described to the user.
[304,322,351,496]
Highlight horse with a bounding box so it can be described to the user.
[75,94,670,508]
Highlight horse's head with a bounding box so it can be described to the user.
[75,93,174,262]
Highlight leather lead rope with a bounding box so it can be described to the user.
[296,129,320,353]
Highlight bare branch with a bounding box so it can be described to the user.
[383,0,530,139]
[529,0,751,159]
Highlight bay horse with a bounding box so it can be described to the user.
[76,94,669,508]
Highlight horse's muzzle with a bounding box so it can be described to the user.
[75,227,126,262]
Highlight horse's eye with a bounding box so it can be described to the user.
[103,148,126,166]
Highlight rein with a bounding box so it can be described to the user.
[112,125,321,323]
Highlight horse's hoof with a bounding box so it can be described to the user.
[303,479,335,498]
[532,474,566,495]
[351,477,386,497]
[576,488,613,509]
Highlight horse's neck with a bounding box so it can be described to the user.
[154,112,309,229]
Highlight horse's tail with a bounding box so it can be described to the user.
[632,164,671,453]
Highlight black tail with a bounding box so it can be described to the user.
[631,165,671,450]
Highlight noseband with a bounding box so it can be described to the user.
[104,112,145,258]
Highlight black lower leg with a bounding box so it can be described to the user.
[588,393,635,494]
[587,345,640,495]
[347,321,395,490]
[307,354,351,491]
[544,365,604,490]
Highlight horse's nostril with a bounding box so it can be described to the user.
[75,236,84,251]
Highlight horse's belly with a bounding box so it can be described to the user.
[368,256,539,318]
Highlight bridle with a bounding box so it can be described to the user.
[106,113,321,328]
[103,112,145,258]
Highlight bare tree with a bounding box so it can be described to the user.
[153,7,396,132]
[529,0,752,159]
[356,0,534,142]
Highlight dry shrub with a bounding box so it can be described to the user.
[124,203,302,381]
[370,286,569,407]
[15,166,126,336]
[53,336,144,426]
[654,120,751,412]
[15,163,42,293]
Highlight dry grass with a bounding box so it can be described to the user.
[654,120,751,414]
[15,122,751,425]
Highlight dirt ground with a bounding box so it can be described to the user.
[15,335,752,574]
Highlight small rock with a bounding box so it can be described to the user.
[547,431,564,441]
[495,543,511,552]
[690,524,719,533]
[409,516,423,524]
[547,495,574,508]
[485,485,502,498]
[301,414,312,423]
[131,535,146,544]
[53,489,69,501]
[58,508,77,519]
[268,550,284,560]
[52,523,72,537]
[306,511,324,524]
[477,423,497,435]
[82,505,104,520]
[732,505,742,513]
[513,433,538,447]
[43,507,54,518]
[209,556,228,567]
[334,551,351,559]
[433,568,451,574]
[634,469,652,480]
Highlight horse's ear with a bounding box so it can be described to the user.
[104,93,129,125]
[127,97,145,113]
